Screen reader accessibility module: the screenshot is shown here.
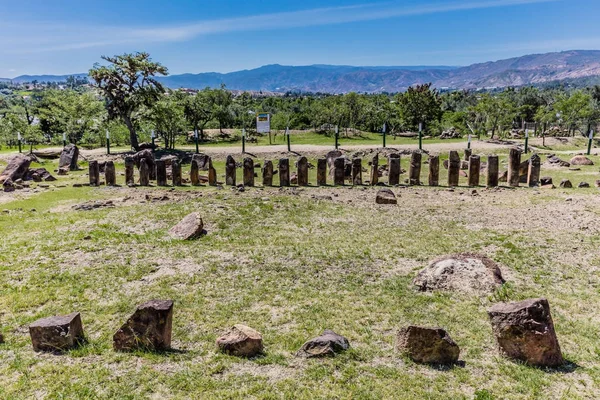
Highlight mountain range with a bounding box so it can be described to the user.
[4,50,600,93]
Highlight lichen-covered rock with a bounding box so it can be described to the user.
[216,325,263,357]
[396,326,460,364]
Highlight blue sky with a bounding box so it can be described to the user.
[1,0,598,77]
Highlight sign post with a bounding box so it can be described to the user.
[106,130,110,155]
[17,132,22,153]
[524,129,529,154]
[588,129,594,156]
[382,122,387,148]
[467,134,472,150]
[418,123,423,151]
[194,129,199,154]
[62,132,67,147]
[286,127,291,152]
[242,128,246,154]
[335,125,339,150]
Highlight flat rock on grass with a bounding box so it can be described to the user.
[413,253,505,295]
[216,324,263,357]
[29,312,85,352]
[396,326,460,365]
[296,330,350,358]
[376,188,397,204]
[169,212,204,240]
[569,155,594,166]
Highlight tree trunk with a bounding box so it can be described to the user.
[124,117,139,151]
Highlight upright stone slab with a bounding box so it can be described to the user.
[59,144,79,171]
[317,159,327,186]
[508,148,522,187]
[208,158,217,186]
[487,154,499,187]
[262,160,274,186]
[334,157,345,186]
[113,300,173,352]
[428,155,439,186]
[192,153,211,171]
[468,155,481,187]
[243,158,254,187]
[190,160,200,186]
[156,160,168,187]
[88,160,100,186]
[226,155,236,186]
[352,158,362,185]
[172,160,182,186]
[105,161,116,186]
[447,151,460,187]
[388,155,401,186]
[527,154,541,187]
[464,148,472,161]
[279,158,290,187]
[29,312,84,352]
[125,157,135,186]
[297,156,309,186]
[139,159,150,186]
[409,152,422,185]
[370,154,379,186]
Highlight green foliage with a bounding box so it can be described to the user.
[396,83,443,133]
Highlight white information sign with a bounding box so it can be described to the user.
[257,113,271,134]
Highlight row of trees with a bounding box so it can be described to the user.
[2,52,600,151]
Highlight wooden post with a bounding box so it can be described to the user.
[208,158,217,186]
[408,152,422,185]
[388,155,400,185]
[172,160,182,186]
[279,158,290,186]
[508,148,521,187]
[262,160,274,186]
[190,160,200,186]
[370,154,379,186]
[243,157,254,187]
[487,154,499,188]
[527,154,541,187]
[139,159,150,186]
[105,161,116,186]
[464,148,472,161]
[448,151,460,187]
[317,159,327,186]
[428,155,439,186]
[334,157,345,185]
[468,155,481,187]
[156,160,168,186]
[125,157,135,187]
[226,155,236,186]
[297,156,309,186]
[352,158,362,185]
[89,160,99,186]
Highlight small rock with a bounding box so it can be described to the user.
[376,188,397,205]
[29,312,85,352]
[296,330,350,358]
[578,182,590,188]
[216,325,263,357]
[596,180,600,188]
[396,326,460,365]
[569,155,594,166]
[540,177,553,186]
[168,212,204,240]
[113,300,173,352]
[559,179,573,188]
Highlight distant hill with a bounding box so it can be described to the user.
[9,73,88,84]
[7,50,600,93]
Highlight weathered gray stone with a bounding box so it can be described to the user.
[409,152,422,185]
[296,330,350,358]
[428,155,439,186]
[487,154,499,187]
[226,155,236,186]
[388,156,401,185]
[262,160,274,186]
[190,160,200,186]
[113,300,173,352]
[396,326,460,365]
[508,148,522,187]
[279,158,290,186]
[448,151,460,187]
[169,212,204,240]
[352,158,362,185]
[105,161,116,186]
[59,144,79,171]
[125,157,135,186]
[216,324,263,357]
[29,312,84,352]
[139,159,150,186]
[468,155,480,187]
[88,161,100,186]
[172,160,182,186]
[527,154,541,187]
[0,154,32,184]
[317,159,327,186]
[370,154,379,186]
[298,157,309,186]
[334,157,345,185]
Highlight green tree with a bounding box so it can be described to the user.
[182,89,215,142]
[396,83,442,133]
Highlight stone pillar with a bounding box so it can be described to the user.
[89,160,100,186]
[279,158,290,186]
[243,157,254,187]
[262,160,274,186]
[468,155,481,187]
[388,155,401,186]
[464,148,472,161]
[105,161,116,186]
[172,160,182,186]
[334,157,345,186]
[487,155,499,188]
[139,159,150,186]
[447,151,460,187]
[208,158,217,186]
[297,156,309,186]
[527,154,541,187]
[408,152,422,185]
[226,155,236,186]
[156,160,168,186]
[428,155,439,186]
[352,158,362,185]
[370,154,379,186]
[190,160,200,186]
[125,157,135,187]
[508,148,522,187]
[317,159,327,186]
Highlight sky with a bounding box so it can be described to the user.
[1,0,599,77]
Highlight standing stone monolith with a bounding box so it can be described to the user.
[59,144,79,171]
[527,154,541,187]
[334,157,345,186]
[464,148,472,161]
[88,160,100,186]
[429,155,439,186]
[226,155,236,186]
[208,158,217,186]
[262,160,274,186]
[105,161,116,186]
[409,152,422,185]
[508,148,522,187]
[487,155,499,187]
[447,151,460,187]
[370,154,379,186]
[297,156,309,186]
[352,158,362,185]
[139,159,150,186]
[172,160,182,186]
[243,158,254,187]
[468,155,481,187]
[317,159,327,186]
[388,155,401,186]
[156,160,168,186]
[113,300,173,352]
[190,160,200,186]
[279,158,290,186]
[125,157,135,186]
[29,312,85,352]
[487,298,563,367]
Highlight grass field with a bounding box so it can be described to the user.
[1,151,600,399]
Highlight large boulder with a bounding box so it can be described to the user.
[376,188,397,205]
[296,330,350,358]
[216,324,263,357]
[168,212,204,240]
[0,154,32,184]
[413,253,505,295]
[113,300,173,352]
[29,312,85,352]
[59,144,79,171]
[569,155,594,166]
[396,326,460,365]
[487,298,563,367]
